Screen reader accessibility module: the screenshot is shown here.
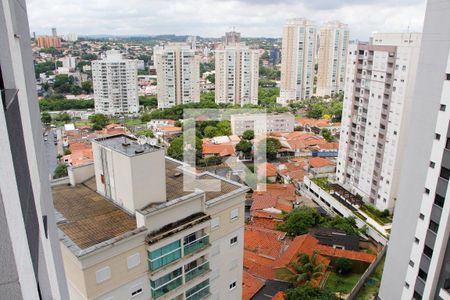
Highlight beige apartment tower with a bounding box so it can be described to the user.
[316,21,350,97]
[278,18,317,105]
[154,43,200,108]
[215,35,259,106]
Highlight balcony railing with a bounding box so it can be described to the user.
[184,235,209,256]
[151,276,183,299]
[185,261,210,282]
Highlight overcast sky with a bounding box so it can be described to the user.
[27,0,427,40]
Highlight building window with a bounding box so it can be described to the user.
[435,133,441,140]
[405,282,410,289]
[414,237,420,244]
[229,281,237,290]
[127,253,140,269]
[148,240,181,271]
[131,284,143,298]
[150,268,183,298]
[230,236,238,246]
[96,266,111,283]
[409,260,415,267]
[447,138,450,150]
[424,188,430,195]
[440,166,450,180]
[211,217,220,230]
[434,194,445,208]
[230,208,239,221]
[423,245,433,258]
[430,161,435,168]
[418,268,428,281]
[419,213,424,220]
[186,279,210,300]
[440,104,446,111]
[446,73,450,80]
[413,291,422,300]
[429,220,439,233]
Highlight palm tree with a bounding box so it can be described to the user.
[287,251,327,287]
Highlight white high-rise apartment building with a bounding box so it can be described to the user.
[316,21,350,97]
[154,43,200,109]
[278,18,317,105]
[336,32,422,211]
[1,0,69,298]
[65,32,78,42]
[379,1,450,299]
[53,134,248,300]
[214,35,259,106]
[92,50,139,115]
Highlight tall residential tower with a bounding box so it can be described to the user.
[154,43,200,109]
[316,21,350,97]
[278,18,317,105]
[92,50,139,115]
[379,1,450,299]
[336,32,422,211]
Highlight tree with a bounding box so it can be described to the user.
[139,96,158,108]
[277,207,321,236]
[41,112,52,124]
[53,164,68,179]
[258,137,281,160]
[204,125,218,138]
[321,128,334,142]
[333,258,353,275]
[287,251,327,287]
[81,80,93,94]
[216,120,231,136]
[322,216,360,236]
[167,136,202,161]
[89,114,109,129]
[205,73,215,84]
[64,149,72,155]
[54,112,71,123]
[136,129,154,138]
[236,140,252,154]
[242,129,255,140]
[285,285,338,300]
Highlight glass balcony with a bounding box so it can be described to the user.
[151,276,183,299]
[185,262,210,282]
[184,235,209,255]
[186,279,210,300]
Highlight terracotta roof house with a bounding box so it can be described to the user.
[258,162,278,183]
[251,184,297,214]
[308,157,336,175]
[243,271,265,300]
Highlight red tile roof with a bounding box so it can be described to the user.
[244,250,276,280]
[272,291,285,300]
[308,157,334,168]
[202,143,235,157]
[316,245,376,263]
[251,184,296,212]
[242,271,264,300]
[258,162,278,178]
[244,226,286,259]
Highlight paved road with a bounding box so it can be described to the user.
[43,129,57,177]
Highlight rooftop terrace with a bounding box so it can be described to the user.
[92,134,160,156]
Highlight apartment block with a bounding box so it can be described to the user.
[316,21,350,97]
[36,35,61,48]
[154,43,200,109]
[0,0,68,297]
[336,33,421,211]
[92,50,139,115]
[230,113,295,135]
[214,39,259,106]
[380,1,450,299]
[53,134,249,300]
[278,18,317,105]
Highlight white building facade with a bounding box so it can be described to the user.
[336,33,422,211]
[316,21,350,97]
[230,113,295,135]
[278,18,317,105]
[92,50,139,115]
[154,43,200,109]
[214,43,259,106]
[380,1,450,298]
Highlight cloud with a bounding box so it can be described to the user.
[26,0,426,40]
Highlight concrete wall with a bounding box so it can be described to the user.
[68,162,95,186]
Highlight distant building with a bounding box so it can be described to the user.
[269,47,281,66]
[278,18,317,105]
[230,113,295,135]
[214,37,259,106]
[60,55,77,71]
[316,21,349,97]
[224,31,241,45]
[336,33,422,211]
[92,50,139,115]
[65,32,78,42]
[154,43,200,108]
[36,35,61,48]
[52,134,249,300]
[51,27,57,37]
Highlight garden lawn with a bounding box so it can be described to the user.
[355,257,385,300]
[325,271,362,294]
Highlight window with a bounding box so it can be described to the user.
[230,236,238,246]
[96,266,111,283]
[429,220,439,233]
[230,208,239,221]
[413,291,423,300]
[127,253,140,269]
[409,260,415,267]
[447,138,450,150]
[440,166,450,180]
[186,279,209,300]
[424,188,430,195]
[446,73,450,80]
[150,268,183,298]
[423,245,433,258]
[211,218,220,230]
[229,281,237,290]
[440,104,446,111]
[434,194,445,207]
[131,284,143,297]
[414,237,420,244]
[418,268,427,281]
[435,133,441,140]
[430,161,435,168]
[148,240,181,271]
[405,282,410,289]
[419,213,424,220]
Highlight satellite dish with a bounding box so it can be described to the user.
[137,136,147,145]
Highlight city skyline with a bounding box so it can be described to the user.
[28,0,426,40]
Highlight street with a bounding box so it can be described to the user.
[43,128,57,177]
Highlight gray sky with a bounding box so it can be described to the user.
[27,0,426,40]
